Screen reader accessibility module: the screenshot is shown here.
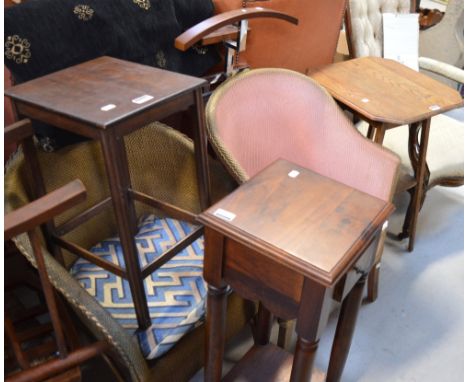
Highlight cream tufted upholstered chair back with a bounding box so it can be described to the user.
[345,0,415,58]
[419,0,464,88]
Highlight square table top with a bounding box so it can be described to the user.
[199,159,394,287]
[310,57,463,126]
[5,56,207,129]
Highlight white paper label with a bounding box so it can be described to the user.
[288,170,300,178]
[429,105,441,111]
[383,13,419,71]
[100,104,116,111]
[132,94,154,104]
[213,208,236,222]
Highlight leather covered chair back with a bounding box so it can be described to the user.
[419,0,464,87]
[214,0,347,74]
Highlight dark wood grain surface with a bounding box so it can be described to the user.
[5,56,207,129]
[199,159,393,287]
[223,344,325,382]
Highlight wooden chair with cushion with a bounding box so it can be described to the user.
[4,120,110,382]
[345,0,464,249]
[205,68,400,348]
[5,121,256,381]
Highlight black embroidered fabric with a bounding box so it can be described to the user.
[4,0,219,151]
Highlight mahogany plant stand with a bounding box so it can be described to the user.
[199,159,394,382]
[6,56,211,330]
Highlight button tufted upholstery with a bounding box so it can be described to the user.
[419,0,464,88]
[347,0,411,57]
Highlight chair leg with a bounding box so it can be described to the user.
[254,303,273,345]
[5,316,30,370]
[399,188,415,241]
[367,264,380,303]
[399,183,429,248]
[277,319,295,349]
[366,228,387,302]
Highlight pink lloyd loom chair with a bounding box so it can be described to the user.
[205,68,401,345]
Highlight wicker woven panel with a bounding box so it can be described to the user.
[7,122,235,267]
[206,68,400,202]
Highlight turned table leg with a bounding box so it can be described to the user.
[326,276,367,382]
[291,337,320,382]
[205,284,228,382]
[291,279,332,382]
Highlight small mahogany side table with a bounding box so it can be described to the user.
[5,56,210,329]
[199,159,394,382]
[310,57,463,251]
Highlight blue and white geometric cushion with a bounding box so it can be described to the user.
[70,215,206,360]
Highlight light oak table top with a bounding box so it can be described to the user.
[310,57,463,126]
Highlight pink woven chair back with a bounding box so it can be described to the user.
[206,69,399,201]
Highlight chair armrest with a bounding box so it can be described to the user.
[174,7,298,51]
[4,180,86,240]
[418,56,464,84]
[4,119,33,146]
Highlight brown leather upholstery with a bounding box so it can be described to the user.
[213,0,347,74]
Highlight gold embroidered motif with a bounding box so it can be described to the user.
[5,35,31,64]
[74,5,94,21]
[133,0,151,10]
[155,51,167,68]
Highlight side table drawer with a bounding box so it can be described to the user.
[223,238,303,319]
[333,232,379,302]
